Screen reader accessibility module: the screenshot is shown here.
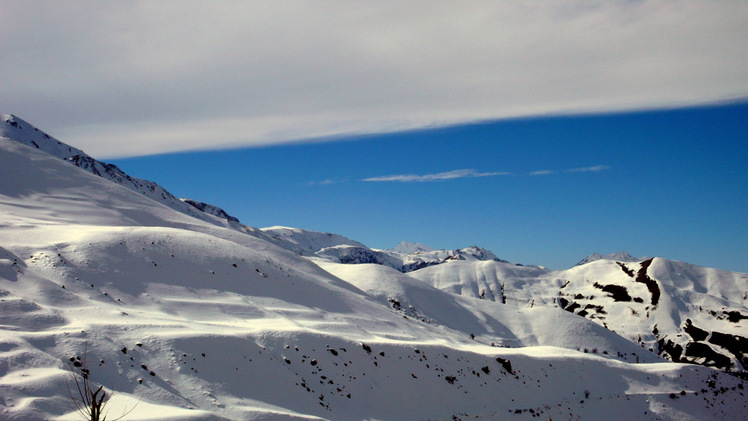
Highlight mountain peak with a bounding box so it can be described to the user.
[1,114,89,160]
[0,114,254,229]
[576,251,641,266]
[391,241,436,254]
[261,226,367,256]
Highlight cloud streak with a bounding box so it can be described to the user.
[305,178,347,186]
[567,165,611,173]
[530,165,610,176]
[530,170,555,176]
[2,1,747,158]
[362,169,507,183]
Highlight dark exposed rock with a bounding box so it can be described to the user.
[708,331,748,369]
[496,357,513,374]
[388,298,401,310]
[657,338,684,362]
[593,282,632,302]
[684,319,709,342]
[616,262,636,278]
[564,302,581,313]
[721,311,748,323]
[635,259,660,306]
[684,343,732,369]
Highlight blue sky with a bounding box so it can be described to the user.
[110,102,748,272]
[3,2,747,271]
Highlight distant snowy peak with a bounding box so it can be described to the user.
[390,245,505,272]
[268,227,507,272]
[391,241,436,254]
[455,245,502,262]
[576,251,642,266]
[314,243,507,273]
[398,245,503,264]
[316,244,396,267]
[1,114,88,159]
[261,226,368,256]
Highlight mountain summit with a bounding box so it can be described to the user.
[391,241,437,254]
[576,251,642,266]
[1,113,88,159]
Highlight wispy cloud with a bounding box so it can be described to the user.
[305,178,347,186]
[362,169,507,183]
[530,170,555,176]
[530,165,610,176]
[567,165,611,173]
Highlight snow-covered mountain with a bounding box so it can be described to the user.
[0,114,260,236]
[1,116,747,420]
[311,242,506,274]
[576,251,643,266]
[411,257,747,372]
[295,228,747,373]
[391,241,436,254]
[260,226,368,256]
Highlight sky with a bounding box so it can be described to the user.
[108,102,748,272]
[2,1,748,271]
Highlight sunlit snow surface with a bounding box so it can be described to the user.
[0,116,747,420]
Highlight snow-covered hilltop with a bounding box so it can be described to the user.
[575,251,643,266]
[310,241,507,274]
[415,256,747,370]
[1,115,746,420]
[294,226,747,373]
[391,241,436,254]
[0,114,260,234]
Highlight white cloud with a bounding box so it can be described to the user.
[305,178,347,186]
[362,169,507,183]
[2,1,747,158]
[530,170,555,176]
[530,165,610,175]
[567,165,611,173]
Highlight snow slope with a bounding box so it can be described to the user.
[411,257,748,372]
[0,114,260,236]
[273,214,746,374]
[260,226,368,257]
[0,117,747,420]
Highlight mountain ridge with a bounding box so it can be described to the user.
[576,251,643,266]
[391,241,437,254]
[1,114,261,236]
